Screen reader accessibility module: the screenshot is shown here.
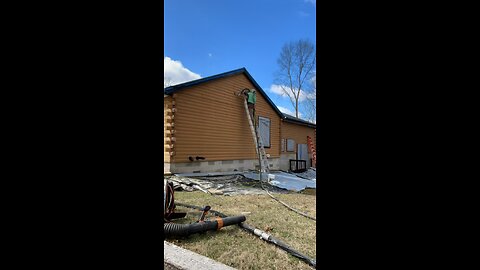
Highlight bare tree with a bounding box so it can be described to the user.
[301,75,316,123]
[275,39,316,118]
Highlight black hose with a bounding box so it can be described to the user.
[164,215,246,238]
[175,202,317,269]
[164,222,191,237]
[239,223,316,268]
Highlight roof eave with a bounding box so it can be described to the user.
[283,118,316,128]
[241,70,284,117]
[164,67,247,95]
[163,67,285,118]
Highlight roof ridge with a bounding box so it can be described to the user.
[164,67,285,118]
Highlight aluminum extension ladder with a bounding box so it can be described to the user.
[242,98,270,173]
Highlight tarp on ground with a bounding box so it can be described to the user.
[291,168,316,181]
[242,171,316,192]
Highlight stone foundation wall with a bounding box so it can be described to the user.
[165,158,280,174]
[164,162,172,174]
[279,153,296,171]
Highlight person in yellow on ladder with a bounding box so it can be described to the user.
[241,88,257,125]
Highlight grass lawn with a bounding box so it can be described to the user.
[166,190,316,270]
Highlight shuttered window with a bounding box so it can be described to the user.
[258,116,271,148]
[287,139,295,152]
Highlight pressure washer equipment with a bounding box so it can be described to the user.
[164,180,187,221]
[164,179,246,238]
[164,215,246,237]
[198,205,211,222]
[176,202,317,269]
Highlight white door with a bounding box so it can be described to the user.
[297,144,310,168]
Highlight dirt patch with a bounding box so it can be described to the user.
[299,188,316,196]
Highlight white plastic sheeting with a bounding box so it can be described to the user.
[242,171,316,192]
[292,168,317,181]
[170,170,317,193]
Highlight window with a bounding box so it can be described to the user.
[281,138,286,152]
[257,116,271,148]
[287,139,295,152]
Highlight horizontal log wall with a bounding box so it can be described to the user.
[164,95,173,162]
[171,73,281,163]
[280,121,316,155]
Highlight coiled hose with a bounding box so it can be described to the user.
[175,202,316,269]
[164,215,246,238]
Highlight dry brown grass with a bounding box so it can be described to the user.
[166,190,316,270]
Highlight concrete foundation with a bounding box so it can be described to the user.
[165,158,280,174]
[279,153,296,171]
[164,162,172,174]
[279,153,312,170]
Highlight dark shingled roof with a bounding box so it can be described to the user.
[164,67,316,128]
[282,113,316,128]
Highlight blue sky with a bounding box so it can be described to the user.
[164,0,316,119]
